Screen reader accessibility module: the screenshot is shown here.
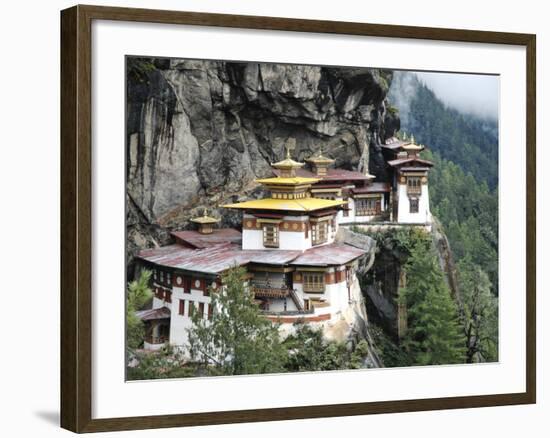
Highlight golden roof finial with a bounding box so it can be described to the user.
[191,208,219,225]
[402,131,408,140]
[410,134,415,144]
[284,137,295,159]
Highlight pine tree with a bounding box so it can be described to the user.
[458,257,499,363]
[126,269,153,351]
[187,266,286,376]
[401,245,466,365]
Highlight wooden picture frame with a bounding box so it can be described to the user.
[60,4,536,433]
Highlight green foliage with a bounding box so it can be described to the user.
[187,266,287,376]
[126,269,153,351]
[402,80,498,189]
[423,149,498,295]
[457,257,499,362]
[127,57,157,83]
[283,324,372,371]
[400,245,467,365]
[369,324,411,368]
[371,227,431,259]
[127,345,199,380]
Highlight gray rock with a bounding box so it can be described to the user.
[126,58,399,269]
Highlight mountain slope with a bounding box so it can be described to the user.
[388,71,498,189]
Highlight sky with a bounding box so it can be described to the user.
[415,71,499,120]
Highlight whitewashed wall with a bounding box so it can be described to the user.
[396,184,431,223]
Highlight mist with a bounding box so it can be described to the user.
[415,71,499,121]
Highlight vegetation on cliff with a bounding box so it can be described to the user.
[126,270,153,352]
[362,229,466,367]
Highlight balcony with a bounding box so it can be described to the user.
[144,335,168,345]
[251,284,291,298]
[407,186,422,195]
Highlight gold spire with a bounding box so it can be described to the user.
[191,208,219,234]
[271,138,305,178]
[306,145,335,165]
[305,145,335,177]
[402,133,424,154]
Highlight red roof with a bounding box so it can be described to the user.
[138,241,366,274]
[171,228,242,249]
[138,243,302,274]
[273,168,370,182]
[387,157,434,168]
[290,243,366,267]
[136,307,171,321]
[352,182,391,194]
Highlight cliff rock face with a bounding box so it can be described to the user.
[126,58,398,271]
[358,226,460,340]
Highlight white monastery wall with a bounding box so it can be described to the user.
[169,286,211,348]
[397,184,431,224]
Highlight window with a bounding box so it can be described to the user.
[302,272,325,293]
[355,198,380,216]
[311,221,328,245]
[262,223,279,248]
[207,303,213,320]
[409,198,419,213]
[407,176,421,194]
[178,299,185,316]
[165,290,172,303]
[198,302,205,319]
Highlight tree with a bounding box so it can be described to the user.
[401,245,466,365]
[458,257,498,362]
[187,266,286,376]
[126,269,153,351]
[283,324,372,371]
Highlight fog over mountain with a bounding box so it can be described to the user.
[415,71,499,121]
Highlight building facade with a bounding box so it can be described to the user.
[135,136,433,350]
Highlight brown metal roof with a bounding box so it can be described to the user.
[352,182,391,194]
[290,243,366,267]
[138,243,302,274]
[171,228,242,249]
[399,167,432,172]
[274,168,370,182]
[136,306,171,321]
[387,157,434,168]
[138,240,366,273]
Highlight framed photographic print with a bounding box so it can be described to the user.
[60,4,536,433]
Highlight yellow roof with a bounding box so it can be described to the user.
[191,208,220,224]
[402,143,424,151]
[223,197,346,212]
[255,176,319,185]
[271,157,305,170]
[306,147,335,165]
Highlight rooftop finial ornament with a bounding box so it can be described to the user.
[402,131,408,140]
[285,137,296,159]
[410,134,415,144]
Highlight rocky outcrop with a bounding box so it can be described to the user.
[357,224,460,340]
[126,58,398,272]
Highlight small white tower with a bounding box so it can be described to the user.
[388,136,434,225]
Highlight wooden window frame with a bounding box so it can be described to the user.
[302,272,326,293]
[311,221,328,246]
[409,197,419,213]
[355,197,380,216]
[262,223,279,248]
